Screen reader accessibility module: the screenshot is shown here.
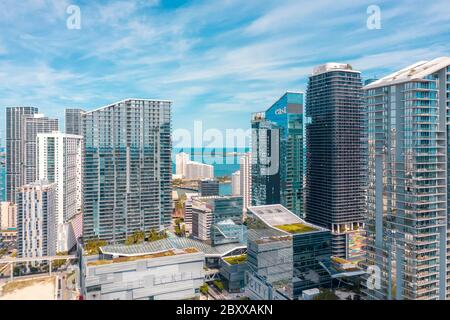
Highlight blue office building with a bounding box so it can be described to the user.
[251,92,304,217]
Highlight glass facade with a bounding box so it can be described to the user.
[364,61,450,300]
[305,65,365,258]
[251,92,304,218]
[246,205,331,299]
[82,99,172,244]
[192,196,245,245]
[65,108,84,135]
[6,107,38,202]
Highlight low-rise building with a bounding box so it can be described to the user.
[1,202,16,230]
[80,246,205,300]
[246,204,332,299]
[219,254,247,293]
[198,179,219,197]
[191,196,245,245]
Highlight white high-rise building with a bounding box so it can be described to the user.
[176,152,190,176]
[36,131,83,252]
[17,180,57,258]
[175,152,214,180]
[185,161,214,180]
[240,152,252,213]
[232,171,241,196]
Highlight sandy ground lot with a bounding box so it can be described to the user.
[0,276,56,300]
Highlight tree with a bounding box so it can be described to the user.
[125,231,146,245]
[147,229,168,242]
[85,239,108,255]
[174,218,186,237]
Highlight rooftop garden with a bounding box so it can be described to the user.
[274,223,317,234]
[87,248,199,266]
[84,239,108,255]
[223,254,247,265]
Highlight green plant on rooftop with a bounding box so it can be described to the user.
[125,231,146,245]
[213,280,224,292]
[84,239,108,255]
[147,229,168,242]
[275,223,317,234]
[200,284,209,295]
[223,254,247,265]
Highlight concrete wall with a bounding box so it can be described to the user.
[81,251,205,300]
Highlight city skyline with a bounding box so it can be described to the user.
[1,0,450,304]
[1,0,450,144]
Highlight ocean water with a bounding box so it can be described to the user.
[172,147,249,177]
[172,147,249,196]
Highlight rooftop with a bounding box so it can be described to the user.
[87,248,198,266]
[84,98,172,114]
[274,223,318,234]
[247,204,327,235]
[364,56,450,89]
[312,63,360,76]
[100,237,246,258]
[222,254,247,265]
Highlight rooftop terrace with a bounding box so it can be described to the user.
[222,254,247,265]
[274,223,318,234]
[100,237,246,258]
[87,247,199,266]
[247,204,327,235]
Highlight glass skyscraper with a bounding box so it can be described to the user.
[82,99,172,244]
[364,57,450,300]
[305,63,365,259]
[6,107,38,202]
[251,92,304,217]
[6,108,59,203]
[65,108,85,136]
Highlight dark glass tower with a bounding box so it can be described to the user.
[82,99,172,244]
[305,63,365,258]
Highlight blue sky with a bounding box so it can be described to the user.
[0,0,450,146]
